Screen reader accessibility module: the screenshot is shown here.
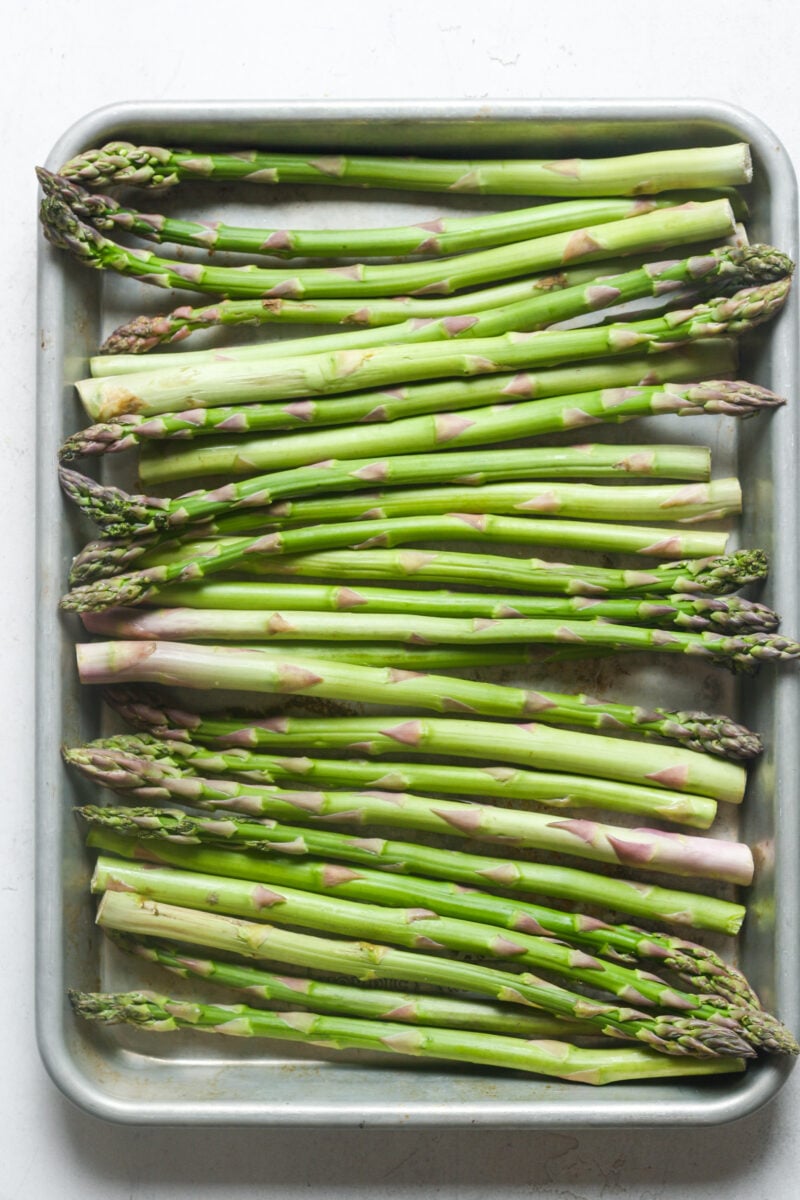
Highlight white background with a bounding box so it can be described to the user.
[3,1,799,1193]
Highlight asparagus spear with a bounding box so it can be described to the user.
[89,242,788,381]
[58,141,753,195]
[111,933,599,1038]
[83,797,746,933]
[70,986,749,1080]
[69,740,749,875]
[102,663,764,766]
[59,345,739,457]
[41,182,738,301]
[220,547,771,597]
[142,582,779,638]
[86,812,757,999]
[158,479,742,524]
[62,548,770,613]
[63,443,735,545]
[89,855,754,1028]
[80,605,798,677]
[67,520,733,588]
[66,736,721,829]
[51,168,694,258]
[75,284,788,421]
[92,891,756,1060]
[132,380,778,486]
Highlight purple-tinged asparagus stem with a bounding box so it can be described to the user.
[69,744,751,881]
[72,642,746,801]
[78,604,798,678]
[81,788,746,933]
[69,736,720,828]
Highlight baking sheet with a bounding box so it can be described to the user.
[36,99,800,1125]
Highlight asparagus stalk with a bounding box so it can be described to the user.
[62,548,770,613]
[66,736,721,829]
[70,986,749,1080]
[111,933,599,1038]
[132,380,779,486]
[59,345,739,457]
[83,796,746,933]
[92,890,756,1060]
[86,812,757,999]
[218,547,771,597]
[41,183,738,301]
[89,855,752,1028]
[69,740,749,874]
[79,712,746,804]
[97,284,726,356]
[68,518,733,582]
[170,479,742,524]
[75,284,788,421]
[79,605,798,677]
[58,141,753,196]
[72,640,750,802]
[61,516,734,607]
[53,166,734,260]
[89,242,787,381]
[143,582,779,638]
[88,664,761,775]
[62,442,734,544]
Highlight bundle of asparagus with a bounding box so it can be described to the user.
[44,138,799,1082]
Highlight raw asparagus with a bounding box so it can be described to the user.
[41,183,738,301]
[89,242,788,380]
[86,812,756,998]
[111,933,599,1038]
[142,582,778,638]
[89,855,752,1025]
[97,283,726,355]
[72,641,750,801]
[51,168,724,260]
[92,891,755,1059]
[83,798,746,933]
[66,737,722,829]
[75,284,787,421]
[62,549,770,613]
[70,987,749,1080]
[58,141,753,196]
[62,441,733,542]
[69,741,750,876]
[60,347,741,455]
[90,825,761,1012]
[131,379,780,485]
[80,605,798,677]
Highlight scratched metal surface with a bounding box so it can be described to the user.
[36,99,799,1125]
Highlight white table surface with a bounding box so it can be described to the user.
[4,0,799,1192]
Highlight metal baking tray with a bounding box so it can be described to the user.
[36,99,799,1126]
